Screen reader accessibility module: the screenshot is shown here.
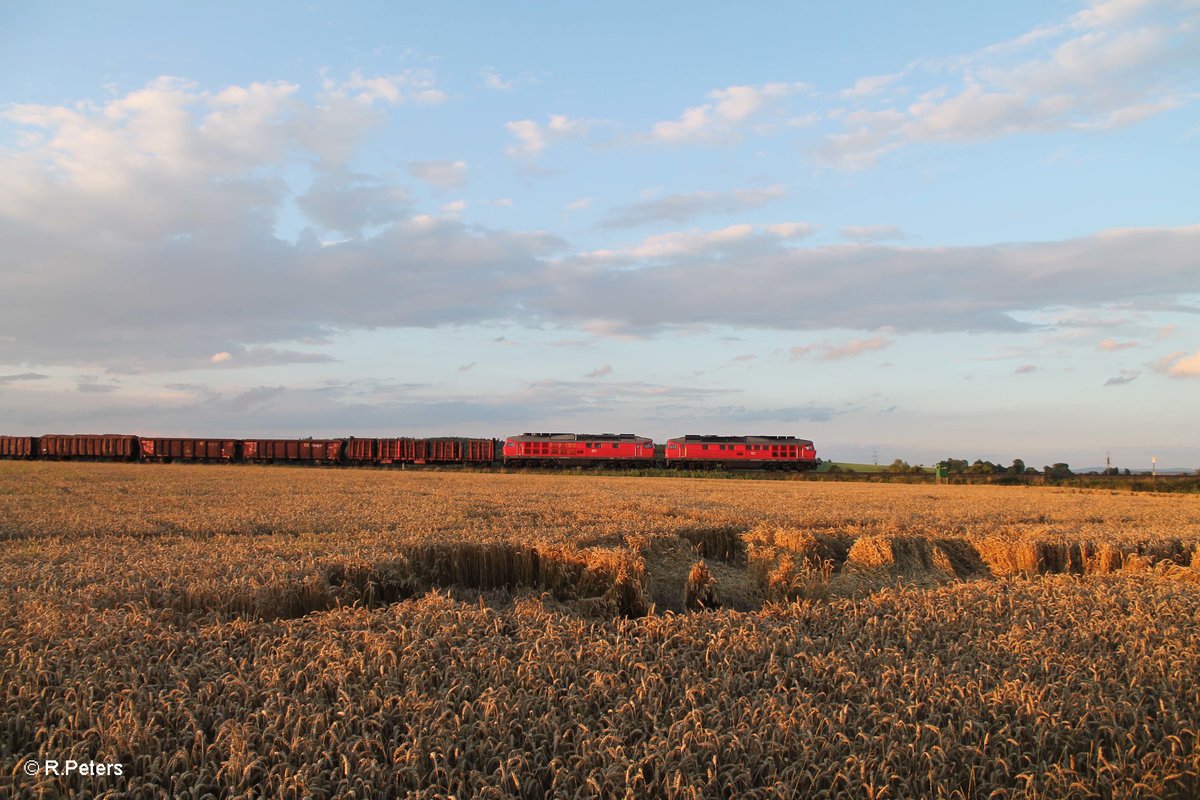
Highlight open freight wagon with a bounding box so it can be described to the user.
[343,437,498,465]
[241,439,345,464]
[39,434,139,460]
[139,438,240,462]
[0,436,38,458]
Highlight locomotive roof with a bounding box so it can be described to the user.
[668,435,814,445]
[508,432,651,443]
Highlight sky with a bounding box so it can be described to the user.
[1,0,1198,469]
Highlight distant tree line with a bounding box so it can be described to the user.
[823,458,1199,492]
[883,459,929,474]
[829,458,1199,482]
[934,458,1073,477]
[934,459,1163,478]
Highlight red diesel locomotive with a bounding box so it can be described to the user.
[500,432,818,470]
[501,432,655,467]
[665,435,818,470]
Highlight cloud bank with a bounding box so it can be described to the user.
[820,0,1199,167]
[2,77,1198,373]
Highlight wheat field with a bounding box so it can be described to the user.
[2,461,1199,798]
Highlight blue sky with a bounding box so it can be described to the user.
[1,0,1197,468]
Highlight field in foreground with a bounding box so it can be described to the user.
[2,462,1199,798]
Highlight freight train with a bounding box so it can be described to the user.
[0,432,820,470]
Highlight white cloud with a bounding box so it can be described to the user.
[328,69,446,105]
[407,159,468,189]
[480,66,514,91]
[584,224,749,260]
[823,336,894,361]
[76,379,119,394]
[1155,349,1200,377]
[598,185,787,229]
[585,364,613,378]
[1150,350,1186,373]
[441,199,467,214]
[1097,338,1138,351]
[579,320,645,340]
[789,336,895,361]
[208,347,336,368]
[646,82,810,144]
[505,120,545,157]
[1048,309,1138,329]
[786,113,822,129]
[822,1,1200,167]
[504,114,594,159]
[763,223,816,239]
[0,372,49,384]
[566,197,593,211]
[3,77,299,212]
[0,73,429,246]
[841,225,907,243]
[480,66,541,92]
[0,79,567,369]
[298,170,410,235]
[1104,369,1140,386]
[1073,0,1159,28]
[550,224,1200,335]
[841,72,903,99]
[811,335,897,362]
[583,222,813,261]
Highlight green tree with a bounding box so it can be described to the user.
[1009,458,1026,474]
[1043,463,1074,479]
[886,458,912,474]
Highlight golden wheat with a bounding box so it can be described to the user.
[2,461,1199,798]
